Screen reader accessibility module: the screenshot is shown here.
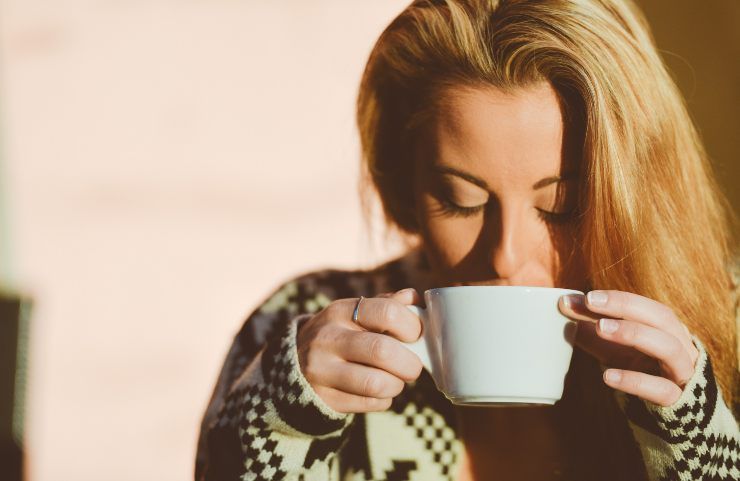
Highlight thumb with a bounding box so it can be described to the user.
[390,288,422,306]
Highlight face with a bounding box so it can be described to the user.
[412,82,587,290]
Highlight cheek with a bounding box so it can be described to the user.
[417,195,482,266]
[425,217,482,265]
[549,226,587,287]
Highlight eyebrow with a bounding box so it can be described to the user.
[433,165,576,190]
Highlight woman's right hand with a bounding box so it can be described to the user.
[296,288,425,413]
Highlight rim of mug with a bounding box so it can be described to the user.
[423,286,584,295]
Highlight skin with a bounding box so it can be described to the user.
[296,81,699,422]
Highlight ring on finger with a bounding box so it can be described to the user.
[352,296,365,328]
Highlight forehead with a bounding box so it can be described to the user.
[429,83,572,187]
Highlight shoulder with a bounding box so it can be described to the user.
[234,248,425,354]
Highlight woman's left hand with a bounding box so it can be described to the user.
[559,290,700,407]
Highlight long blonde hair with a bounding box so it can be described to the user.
[357,0,737,476]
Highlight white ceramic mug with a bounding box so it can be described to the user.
[403,286,582,406]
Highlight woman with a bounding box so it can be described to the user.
[195,1,739,480]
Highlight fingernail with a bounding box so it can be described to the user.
[561,294,584,309]
[599,318,619,334]
[396,288,414,295]
[587,290,608,307]
[604,369,622,384]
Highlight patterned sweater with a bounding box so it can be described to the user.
[195,250,740,481]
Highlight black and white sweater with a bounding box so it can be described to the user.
[195,250,739,481]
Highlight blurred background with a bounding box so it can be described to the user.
[0,1,737,480]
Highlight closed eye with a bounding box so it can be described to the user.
[536,207,575,224]
[437,198,575,224]
[436,198,485,218]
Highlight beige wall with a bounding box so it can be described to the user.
[1,2,405,480]
[0,1,736,480]
[636,0,740,229]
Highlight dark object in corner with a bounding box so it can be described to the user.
[0,294,31,481]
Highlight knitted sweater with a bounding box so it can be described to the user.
[195,250,740,481]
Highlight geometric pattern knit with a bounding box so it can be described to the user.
[195,249,740,481]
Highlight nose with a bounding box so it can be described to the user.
[488,203,529,279]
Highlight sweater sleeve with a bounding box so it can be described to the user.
[196,278,356,481]
[224,314,354,480]
[617,337,739,481]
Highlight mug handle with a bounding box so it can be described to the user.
[403,305,433,375]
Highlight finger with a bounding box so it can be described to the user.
[376,288,422,306]
[560,291,695,360]
[596,318,695,385]
[583,290,690,346]
[574,319,630,363]
[336,297,422,342]
[576,320,661,374]
[317,359,405,399]
[313,385,392,414]
[559,295,600,322]
[602,369,682,407]
[389,288,423,306]
[575,323,653,371]
[337,330,423,382]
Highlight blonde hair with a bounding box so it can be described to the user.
[357,0,738,476]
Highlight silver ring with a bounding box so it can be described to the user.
[352,296,365,327]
